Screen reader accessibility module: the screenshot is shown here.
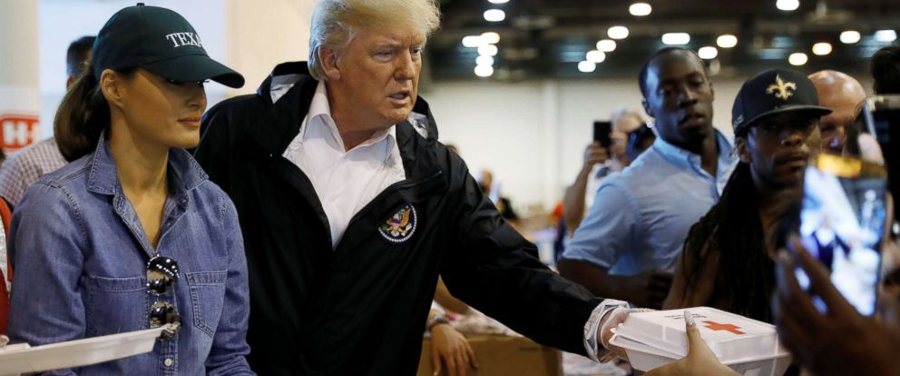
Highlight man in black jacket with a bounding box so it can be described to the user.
[194,0,627,374]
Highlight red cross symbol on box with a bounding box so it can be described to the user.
[702,320,745,335]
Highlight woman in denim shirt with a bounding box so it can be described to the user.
[7,4,254,375]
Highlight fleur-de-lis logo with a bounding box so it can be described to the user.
[766,75,797,100]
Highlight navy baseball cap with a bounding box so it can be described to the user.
[92,3,244,88]
[732,68,831,135]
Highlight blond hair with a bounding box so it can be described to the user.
[308,0,441,81]
[610,108,643,124]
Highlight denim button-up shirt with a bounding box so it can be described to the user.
[563,130,738,275]
[7,137,254,375]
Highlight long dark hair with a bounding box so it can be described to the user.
[681,162,776,322]
[54,65,127,162]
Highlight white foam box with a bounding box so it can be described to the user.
[0,326,165,376]
[609,307,791,376]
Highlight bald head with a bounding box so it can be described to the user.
[808,70,867,153]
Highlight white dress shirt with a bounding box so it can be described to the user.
[282,81,407,248]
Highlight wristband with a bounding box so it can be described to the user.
[427,315,451,331]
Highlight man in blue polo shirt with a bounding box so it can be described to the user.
[559,47,738,309]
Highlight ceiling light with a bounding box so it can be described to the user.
[487,0,510,3]
[578,61,597,73]
[480,32,501,44]
[483,9,505,22]
[629,3,652,16]
[608,26,629,40]
[840,31,861,44]
[875,30,897,43]
[698,46,718,59]
[462,35,484,48]
[478,44,498,56]
[776,0,800,11]
[812,42,832,56]
[474,65,494,77]
[476,55,494,66]
[586,50,606,63]
[596,39,617,52]
[662,32,691,45]
[788,52,808,66]
[716,34,738,48]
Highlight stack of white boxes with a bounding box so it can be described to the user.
[0,326,166,376]
[610,307,792,376]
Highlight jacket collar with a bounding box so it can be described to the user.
[86,133,208,197]
[298,81,398,153]
[250,62,442,179]
[248,62,319,157]
[251,63,448,253]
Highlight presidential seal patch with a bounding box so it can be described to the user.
[379,204,417,243]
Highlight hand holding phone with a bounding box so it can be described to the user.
[773,241,900,376]
[583,142,609,168]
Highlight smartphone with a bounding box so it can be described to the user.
[862,95,900,223]
[798,153,887,316]
[593,121,612,149]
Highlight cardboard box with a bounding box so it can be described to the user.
[417,335,561,376]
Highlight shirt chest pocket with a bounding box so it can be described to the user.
[84,275,148,337]
[186,270,227,338]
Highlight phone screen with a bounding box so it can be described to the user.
[798,154,887,316]
[593,121,612,149]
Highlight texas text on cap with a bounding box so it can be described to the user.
[731,68,831,135]
[92,3,244,88]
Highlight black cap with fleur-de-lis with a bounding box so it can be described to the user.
[731,68,831,135]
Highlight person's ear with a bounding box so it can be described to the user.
[100,69,126,110]
[320,46,341,81]
[736,136,752,164]
[642,98,655,119]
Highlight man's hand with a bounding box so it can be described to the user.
[645,311,739,376]
[431,324,478,376]
[620,269,673,309]
[772,238,900,376]
[597,306,630,360]
[583,142,609,170]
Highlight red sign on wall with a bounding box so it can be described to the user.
[0,114,39,151]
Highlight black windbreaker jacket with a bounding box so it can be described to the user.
[194,62,602,376]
